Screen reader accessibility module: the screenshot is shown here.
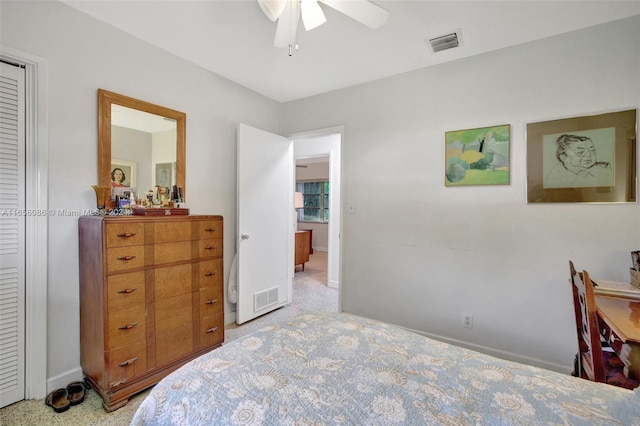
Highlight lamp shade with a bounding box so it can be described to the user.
[294,192,304,209]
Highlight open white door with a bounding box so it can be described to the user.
[237,124,294,324]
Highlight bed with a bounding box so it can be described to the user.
[131,312,640,425]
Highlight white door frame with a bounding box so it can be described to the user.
[1,46,49,400]
[291,126,343,302]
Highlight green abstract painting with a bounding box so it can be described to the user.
[445,124,510,186]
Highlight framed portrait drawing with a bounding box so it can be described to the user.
[110,158,137,189]
[445,124,510,186]
[155,162,173,188]
[526,109,637,203]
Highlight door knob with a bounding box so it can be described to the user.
[241,234,250,240]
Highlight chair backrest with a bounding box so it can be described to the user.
[569,261,605,382]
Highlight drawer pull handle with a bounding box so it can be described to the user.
[205,299,218,305]
[206,326,219,334]
[118,357,138,367]
[117,255,137,261]
[118,323,138,330]
[117,288,137,294]
[117,232,136,238]
[205,246,217,251]
[204,228,216,233]
[204,271,218,276]
[110,378,127,387]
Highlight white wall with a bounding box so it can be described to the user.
[1,0,281,392]
[283,15,640,372]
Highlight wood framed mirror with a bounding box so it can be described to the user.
[98,89,186,200]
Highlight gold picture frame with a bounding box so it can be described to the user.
[526,109,636,203]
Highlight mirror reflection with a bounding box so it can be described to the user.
[98,89,186,201]
[110,104,177,193]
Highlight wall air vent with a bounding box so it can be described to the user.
[428,31,461,53]
[254,286,279,312]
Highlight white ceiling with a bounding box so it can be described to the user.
[64,0,640,103]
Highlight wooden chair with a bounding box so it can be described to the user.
[568,261,638,388]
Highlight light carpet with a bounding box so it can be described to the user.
[1,252,336,425]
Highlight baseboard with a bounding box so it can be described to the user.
[328,279,339,289]
[47,367,83,394]
[312,247,328,253]
[402,326,572,374]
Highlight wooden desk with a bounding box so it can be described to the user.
[593,278,640,300]
[595,295,640,380]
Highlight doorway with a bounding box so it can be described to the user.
[292,130,342,310]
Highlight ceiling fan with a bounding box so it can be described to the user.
[258,0,389,54]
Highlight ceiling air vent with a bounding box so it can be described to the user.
[428,31,461,53]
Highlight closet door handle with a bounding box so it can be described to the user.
[206,326,219,334]
[117,232,136,238]
[117,255,137,261]
[205,299,218,305]
[204,271,218,276]
[205,246,217,251]
[117,288,137,294]
[204,228,216,233]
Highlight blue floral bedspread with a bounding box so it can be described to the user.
[131,312,640,425]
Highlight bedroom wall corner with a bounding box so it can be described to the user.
[281,14,640,372]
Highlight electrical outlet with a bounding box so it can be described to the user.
[462,313,473,329]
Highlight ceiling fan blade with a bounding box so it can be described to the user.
[301,0,327,31]
[258,0,287,22]
[318,0,389,29]
[274,1,300,48]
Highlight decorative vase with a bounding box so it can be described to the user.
[91,185,111,210]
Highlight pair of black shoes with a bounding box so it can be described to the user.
[45,381,88,413]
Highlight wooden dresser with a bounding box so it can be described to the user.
[294,230,310,271]
[78,214,224,411]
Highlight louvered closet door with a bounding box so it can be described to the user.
[0,61,26,408]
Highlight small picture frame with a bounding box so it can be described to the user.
[155,162,173,188]
[632,251,640,271]
[111,159,137,189]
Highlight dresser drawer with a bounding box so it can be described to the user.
[198,239,222,258]
[107,246,145,273]
[155,292,193,335]
[105,223,145,248]
[197,259,223,289]
[200,285,223,315]
[107,342,147,389]
[199,313,224,349]
[199,220,223,240]
[156,324,194,366]
[154,221,192,244]
[107,271,145,312]
[108,306,146,349]
[154,241,192,265]
[154,263,192,301]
